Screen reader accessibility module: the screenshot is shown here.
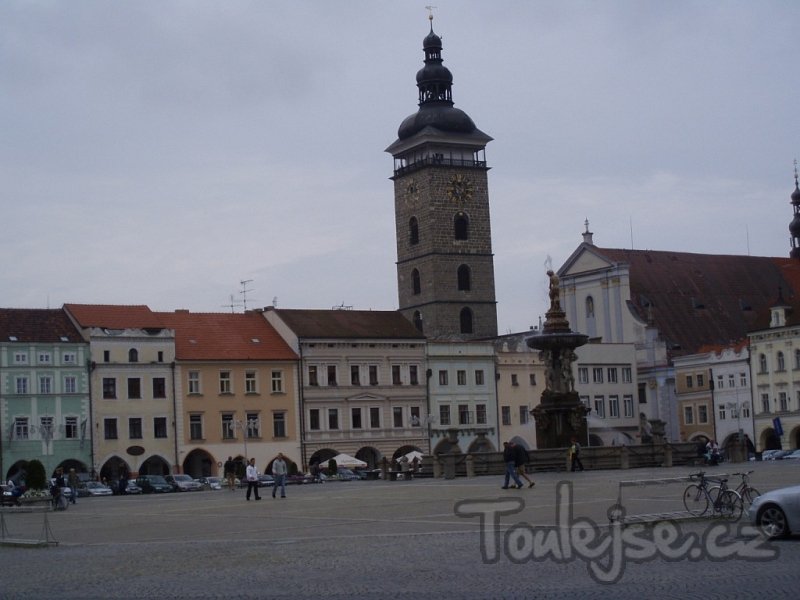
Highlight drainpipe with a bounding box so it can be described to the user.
[298,345,307,470]
[87,356,95,477]
[709,367,717,444]
[171,361,179,474]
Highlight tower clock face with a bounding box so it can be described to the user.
[447,174,473,202]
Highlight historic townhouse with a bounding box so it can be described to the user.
[64,304,177,481]
[263,307,427,469]
[494,331,544,451]
[158,310,299,477]
[0,309,90,481]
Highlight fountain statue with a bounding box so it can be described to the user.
[527,269,590,448]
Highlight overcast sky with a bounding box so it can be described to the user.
[2,1,797,334]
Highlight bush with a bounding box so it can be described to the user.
[26,459,47,490]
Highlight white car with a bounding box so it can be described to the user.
[748,484,800,538]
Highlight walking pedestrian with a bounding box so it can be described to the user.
[67,468,80,504]
[245,458,261,501]
[569,437,585,472]
[501,442,524,489]
[224,456,236,491]
[513,443,535,488]
[271,453,287,499]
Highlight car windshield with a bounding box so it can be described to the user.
[146,476,167,484]
[174,475,192,481]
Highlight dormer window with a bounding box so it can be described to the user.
[771,307,786,327]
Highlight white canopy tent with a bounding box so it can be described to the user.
[399,450,424,463]
[325,453,367,469]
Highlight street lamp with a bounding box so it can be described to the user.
[234,418,258,461]
[726,393,750,461]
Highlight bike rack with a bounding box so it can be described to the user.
[0,506,59,547]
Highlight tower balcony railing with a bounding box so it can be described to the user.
[393,155,487,177]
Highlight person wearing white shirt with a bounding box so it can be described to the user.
[245,458,261,501]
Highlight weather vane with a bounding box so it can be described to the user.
[794,158,798,186]
[425,5,436,23]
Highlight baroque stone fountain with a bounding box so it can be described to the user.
[527,269,590,448]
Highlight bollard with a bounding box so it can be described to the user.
[664,444,673,468]
[465,454,475,478]
[620,445,630,469]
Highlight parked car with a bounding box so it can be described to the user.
[257,475,274,487]
[83,481,114,496]
[748,484,800,538]
[335,468,360,481]
[136,475,174,494]
[198,477,222,490]
[762,449,792,460]
[165,474,204,492]
[779,449,800,459]
[126,480,143,494]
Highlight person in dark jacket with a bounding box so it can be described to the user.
[501,442,524,489]
[513,443,535,488]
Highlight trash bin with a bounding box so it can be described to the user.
[443,454,456,480]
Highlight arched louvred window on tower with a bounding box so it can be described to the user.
[585,296,596,338]
[454,212,469,240]
[459,307,473,334]
[411,269,421,295]
[413,311,423,333]
[457,265,471,291]
[409,216,419,245]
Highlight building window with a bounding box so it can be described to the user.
[128,378,141,399]
[271,370,284,393]
[410,406,421,426]
[219,371,232,394]
[188,371,200,394]
[685,375,693,389]
[65,416,78,439]
[459,307,473,334]
[683,406,694,425]
[308,365,319,386]
[592,368,603,383]
[409,216,419,245]
[716,375,724,389]
[39,376,52,394]
[38,352,51,364]
[777,352,786,372]
[157,351,164,362]
[370,407,380,428]
[697,373,705,387]
[189,414,203,440]
[104,418,118,440]
[739,372,747,387]
[759,354,768,373]
[327,365,337,386]
[63,376,76,394]
[454,212,469,240]
[351,365,361,386]
[153,377,166,399]
[607,368,618,384]
[457,370,467,385]
[328,409,339,430]
[246,413,260,438]
[103,350,110,363]
[698,405,708,424]
[352,407,362,429]
[779,392,788,412]
[393,407,404,428]
[761,393,770,414]
[623,395,634,418]
[222,414,235,439]
[476,370,485,385]
[412,269,421,295]
[458,405,471,425]
[369,365,379,386]
[13,352,28,364]
[128,348,138,363]
[728,374,735,388]
[273,412,286,438]
[742,403,751,418]
[501,406,511,426]
[392,365,402,385]
[609,395,619,418]
[410,365,419,385]
[457,264,471,291]
[63,352,76,364]
[594,396,605,418]
[129,418,143,439]
[622,367,632,384]
[529,373,536,386]
[413,311,423,332]
[439,405,451,426]
[245,371,258,394]
[15,377,28,395]
[511,374,519,386]
[578,368,589,384]
[519,406,529,425]
[438,370,448,386]
[795,349,800,369]
[14,417,29,439]
[153,417,168,439]
[476,403,487,425]
[309,409,320,431]
[102,378,116,399]
[719,405,727,421]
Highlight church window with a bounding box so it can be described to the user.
[586,296,594,318]
[454,212,469,240]
[409,217,419,245]
[459,307,473,334]
[457,265,471,291]
[412,269,421,295]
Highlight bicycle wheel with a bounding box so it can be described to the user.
[717,490,743,521]
[683,484,708,516]
[741,486,761,506]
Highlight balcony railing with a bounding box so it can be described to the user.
[393,156,487,177]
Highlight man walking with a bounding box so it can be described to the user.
[513,443,535,488]
[569,437,585,472]
[224,456,236,491]
[271,453,287,499]
[245,458,261,501]
[67,468,80,504]
[501,442,524,489]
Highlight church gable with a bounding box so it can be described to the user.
[560,244,619,277]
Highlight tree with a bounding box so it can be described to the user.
[26,459,47,491]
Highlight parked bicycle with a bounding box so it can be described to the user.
[726,470,761,506]
[682,472,743,521]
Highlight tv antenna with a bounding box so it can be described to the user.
[240,279,255,311]
[221,294,243,313]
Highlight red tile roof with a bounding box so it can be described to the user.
[268,308,426,340]
[0,308,83,343]
[157,311,298,361]
[588,248,800,357]
[63,304,165,329]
